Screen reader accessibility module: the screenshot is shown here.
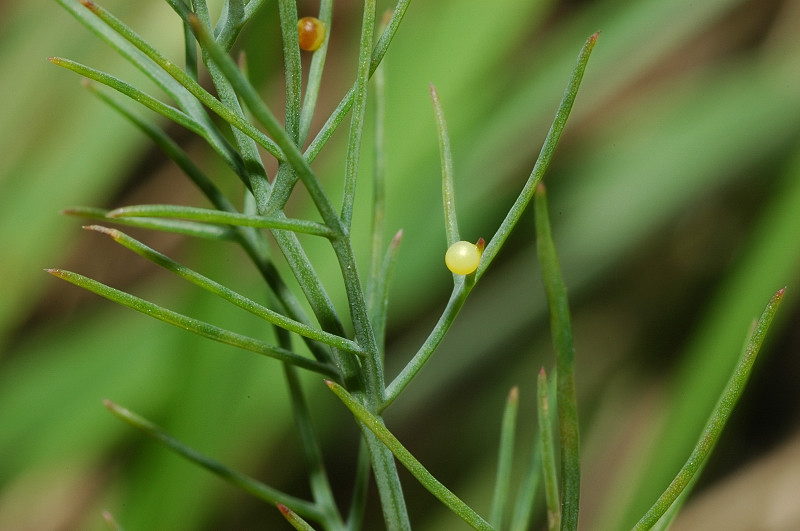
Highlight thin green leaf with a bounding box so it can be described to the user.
[367,34,388,321]
[632,288,785,530]
[345,441,371,531]
[83,225,363,357]
[538,368,561,531]
[49,57,204,136]
[340,0,376,229]
[80,0,284,160]
[63,206,235,240]
[46,269,338,377]
[370,230,403,357]
[325,380,495,531]
[284,365,344,528]
[431,83,459,246]
[277,504,318,531]
[83,81,242,211]
[509,438,542,531]
[181,2,199,80]
[278,0,302,144]
[106,204,335,237]
[103,399,322,520]
[298,0,333,145]
[478,32,598,281]
[534,183,580,531]
[489,386,519,529]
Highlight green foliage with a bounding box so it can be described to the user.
[1,0,797,530]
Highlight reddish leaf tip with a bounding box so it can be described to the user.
[276,503,290,515]
[508,386,519,401]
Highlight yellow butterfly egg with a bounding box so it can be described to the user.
[297,17,325,52]
[445,240,481,275]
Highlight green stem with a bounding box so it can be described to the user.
[327,380,493,531]
[382,278,473,409]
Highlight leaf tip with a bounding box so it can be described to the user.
[84,224,118,238]
[392,228,403,245]
[276,503,290,516]
[508,385,519,402]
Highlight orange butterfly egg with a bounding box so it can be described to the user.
[297,17,325,52]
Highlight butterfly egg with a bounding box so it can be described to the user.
[445,240,481,275]
[297,17,325,52]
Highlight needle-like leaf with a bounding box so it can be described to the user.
[46,269,338,377]
[104,399,322,520]
[633,288,785,530]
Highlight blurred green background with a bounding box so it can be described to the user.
[2,0,799,529]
